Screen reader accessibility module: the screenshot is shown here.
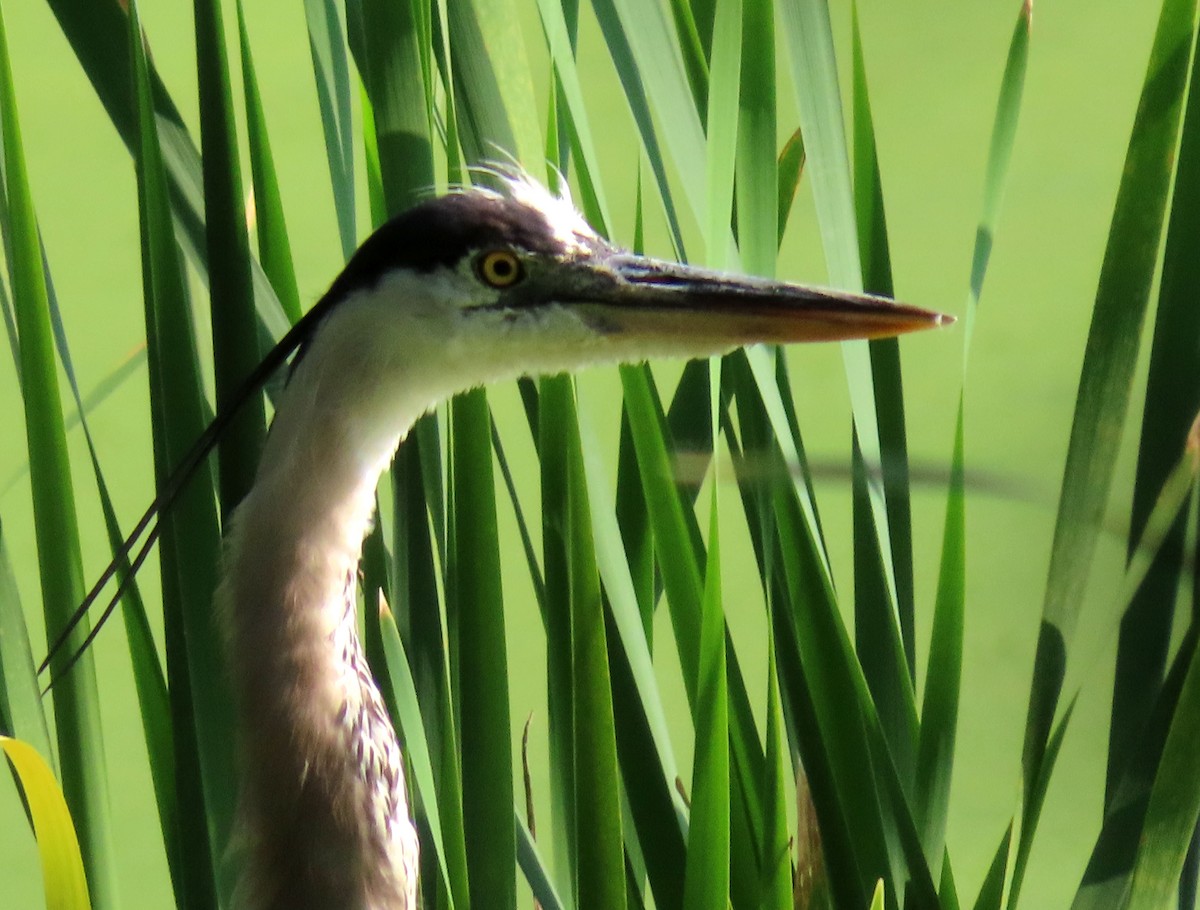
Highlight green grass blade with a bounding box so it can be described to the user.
[451,391,516,909]
[972,825,1014,910]
[576,391,690,910]
[1020,0,1197,899]
[518,815,568,910]
[359,0,435,206]
[45,0,290,343]
[736,0,776,278]
[1108,1,1200,810]
[129,1,228,903]
[0,3,118,902]
[778,0,905,665]
[919,0,1030,879]
[1072,630,1197,910]
[1,348,145,499]
[540,374,580,900]
[195,0,266,516]
[304,0,356,258]
[1122,628,1200,910]
[848,8,918,778]
[587,0,687,254]
[915,400,965,871]
[776,126,806,247]
[375,598,461,910]
[2,735,92,910]
[42,260,180,897]
[589,0,708,248]
[561,385,627,910]
[445,0,542,166]
[0,515,51,757]
[682,492,729,910]
[703,0,740,268]
[237,0,302,325]
[759,629,792,909]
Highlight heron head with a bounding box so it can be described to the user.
[306,172,951,386]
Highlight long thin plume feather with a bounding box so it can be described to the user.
[41,297,337,687]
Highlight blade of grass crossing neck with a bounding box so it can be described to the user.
[778,0,904,633]
[1021,0,1197,898]
[849,7,918,779]
[0,4,118,904]
[1122,633,1200,910]
[375,599,463,910]
[682,491,729,910]
[236,0,302,325]
[1109,1,1200,812]
[2,736,92,910]
[130,2,227,904]
[0,517,51,756]
[195,0,266,516]
[304,0,356,259]
[919,0,1030,880]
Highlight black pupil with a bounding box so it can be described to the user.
[491,256,513,278]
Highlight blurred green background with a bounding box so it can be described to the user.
[0,0,1164,906]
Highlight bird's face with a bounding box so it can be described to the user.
[314,173,949,390]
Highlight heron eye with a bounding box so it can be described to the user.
[476,250,524,288]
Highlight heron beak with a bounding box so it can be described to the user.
[573,253,951,344]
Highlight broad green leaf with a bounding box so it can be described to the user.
[1,736,92,910]
[1108,0,1200,814]
[1123,628,1200,910]
[1020,0,1198,902]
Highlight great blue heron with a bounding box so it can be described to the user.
[53,172,950,909]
